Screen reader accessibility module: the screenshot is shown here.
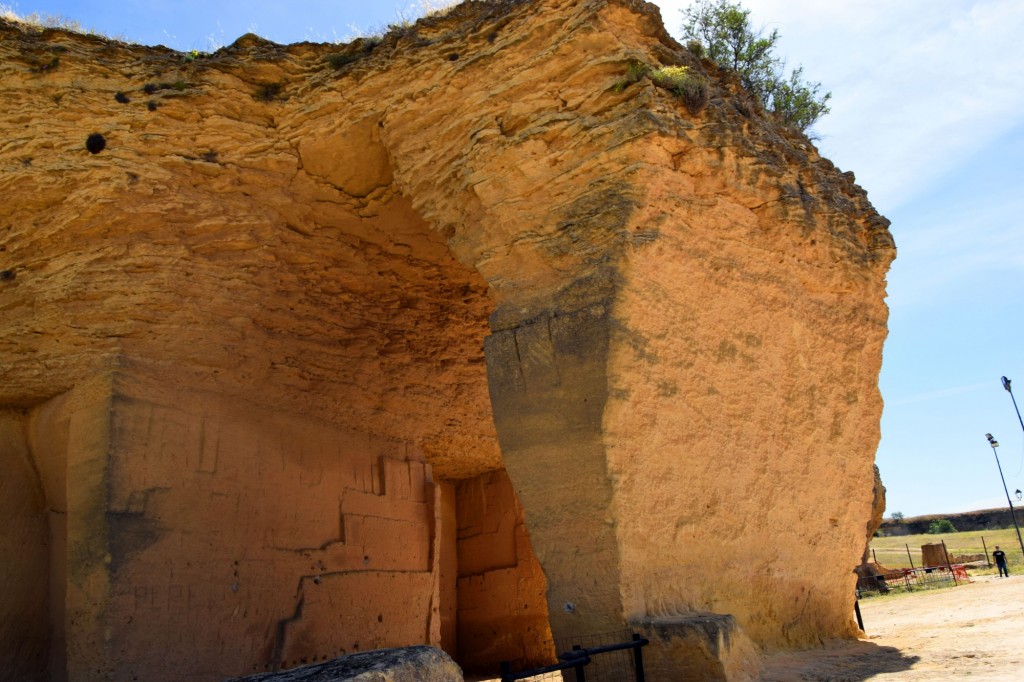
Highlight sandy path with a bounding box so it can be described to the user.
[760,574,1024,680]
[477,575,1024,680]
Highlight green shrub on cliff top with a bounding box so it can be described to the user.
[681,0,830,133]
[649,66,709,113]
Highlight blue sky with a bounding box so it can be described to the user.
[5,1,1024,518]
[721,0,1024,519]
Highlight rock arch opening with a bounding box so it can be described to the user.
[0,109,554,677]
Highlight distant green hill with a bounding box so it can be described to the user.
[880,508,1020,536]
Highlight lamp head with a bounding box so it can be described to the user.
[1003,376,1012,392]
[986,433,999,448]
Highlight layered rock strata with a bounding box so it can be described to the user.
[0,0,894,680]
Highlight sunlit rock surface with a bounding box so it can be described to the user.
[0,1,893,680]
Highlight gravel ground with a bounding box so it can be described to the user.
[760,574,1024,681]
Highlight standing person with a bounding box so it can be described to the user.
[993,545,1009,577]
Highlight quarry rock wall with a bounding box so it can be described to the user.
[0,0,894,680]
[0,410,51,682]
[455,471,553,673]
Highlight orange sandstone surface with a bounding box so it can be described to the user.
[0,1,894,680]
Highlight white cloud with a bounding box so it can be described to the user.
[885,381,991,407]
[941,494,1013,514]
[885,189,1024,307]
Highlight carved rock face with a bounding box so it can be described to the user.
[0,1,893,679]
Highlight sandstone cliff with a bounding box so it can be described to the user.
[0,1,894,680]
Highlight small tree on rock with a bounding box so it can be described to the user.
[680,0,831,134]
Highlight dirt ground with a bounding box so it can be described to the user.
[760,574,1024,681]
[476,574,1023,681]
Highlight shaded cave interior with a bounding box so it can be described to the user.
[0,183,556,680]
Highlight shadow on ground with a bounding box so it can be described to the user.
[760,640,919,681]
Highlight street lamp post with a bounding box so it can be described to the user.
[985,433,1024,560]
[1002,376,1024,434]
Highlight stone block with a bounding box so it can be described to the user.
[229,646,462,682]
[631,614,762,682]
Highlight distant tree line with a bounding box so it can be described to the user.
[876,509,1022,536]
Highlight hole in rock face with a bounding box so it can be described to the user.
[86,133,106,154]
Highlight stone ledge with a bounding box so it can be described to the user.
[631,614,761,682]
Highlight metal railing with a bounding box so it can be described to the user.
[500,633,648,682]
[856,564,970,597]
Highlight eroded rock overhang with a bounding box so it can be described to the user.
[0,0,894,679]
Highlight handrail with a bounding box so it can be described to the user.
[558,636,649,659]
[500,633,649,682]
[500,655,591,681]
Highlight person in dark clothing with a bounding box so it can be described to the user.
[993,546,1009,577]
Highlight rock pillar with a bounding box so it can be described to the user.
[486,304,624,637]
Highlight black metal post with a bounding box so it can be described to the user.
[632,633,646,682]
[572,645,586,682]
[854,599,864,631]
[982,536,992,567]
[500,661,512,682]
[986,434,1024,561]
[1000,378,1024,562]
[905,543,915,569]
[1003,376,1024,434]
[942,540,958,585]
